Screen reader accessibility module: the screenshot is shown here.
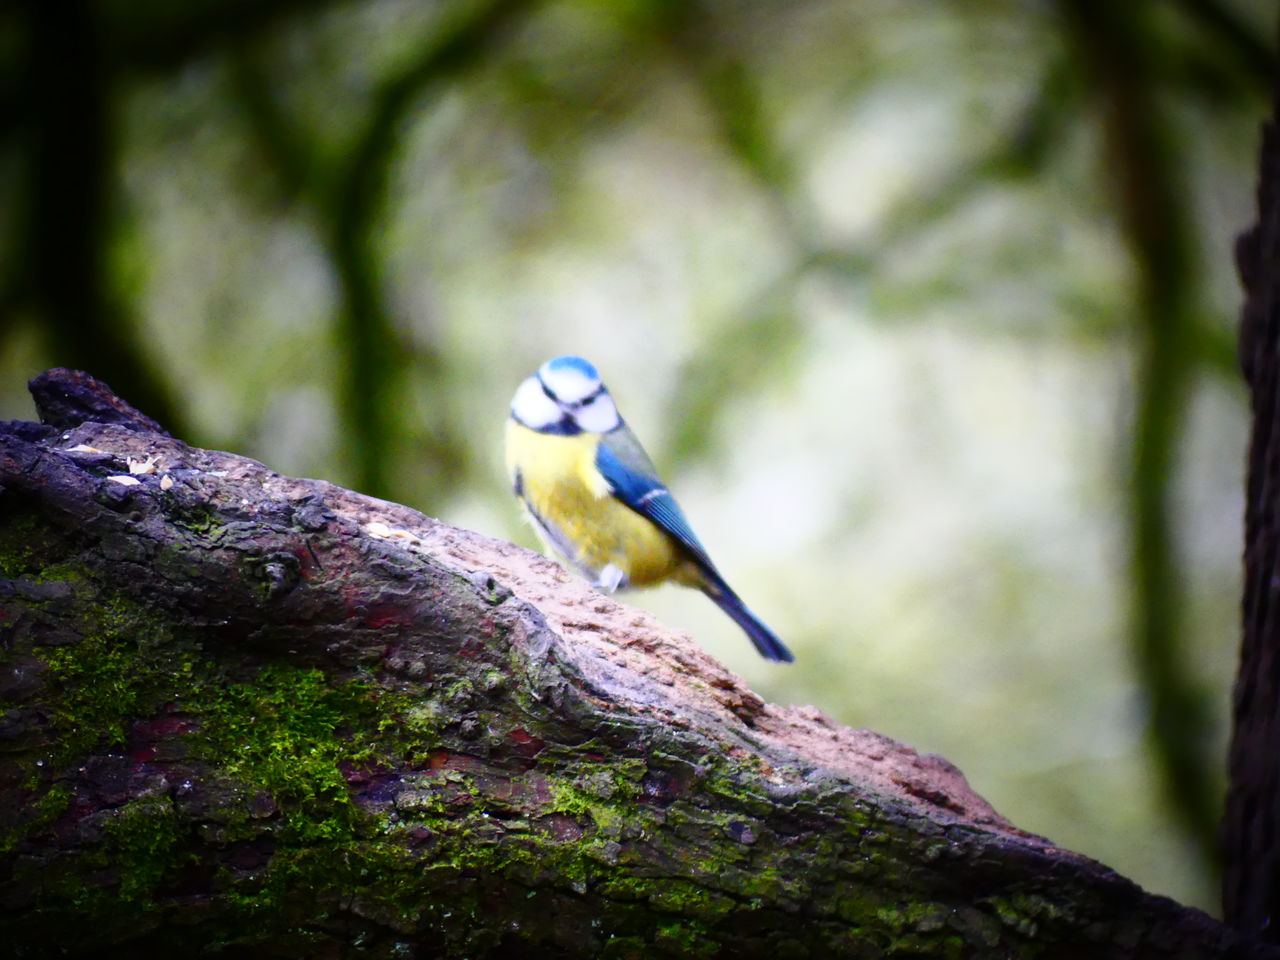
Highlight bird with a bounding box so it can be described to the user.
[505,355,794,663]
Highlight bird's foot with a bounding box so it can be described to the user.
[594,564,627,593]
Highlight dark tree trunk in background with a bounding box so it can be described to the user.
[1227,75,1280,939]
[0,370,1272,958]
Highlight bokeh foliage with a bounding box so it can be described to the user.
[1,0,1275,915]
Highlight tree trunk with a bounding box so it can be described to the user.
[1226,74,1280,939]
[0,369,1268,958]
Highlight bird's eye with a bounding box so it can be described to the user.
[581,395,595,406]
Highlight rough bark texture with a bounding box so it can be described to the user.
[1227,75,1280,939]
[0,370,1268,959]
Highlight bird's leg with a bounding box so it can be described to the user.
[594,564,627,593]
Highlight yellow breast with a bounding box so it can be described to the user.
[504,420,688,588]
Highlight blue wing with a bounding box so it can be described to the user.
[594,424,714,570]
[595,423,796,663]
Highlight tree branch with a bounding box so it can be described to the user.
[0,369,1269,957]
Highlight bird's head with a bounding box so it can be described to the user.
[511,355,620,435]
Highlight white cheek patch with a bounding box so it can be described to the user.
[511,376,562,428]
[574,394,619,433]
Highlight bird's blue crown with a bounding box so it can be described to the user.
[543,355,599,381]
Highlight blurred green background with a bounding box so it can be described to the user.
[2,0,1275,915]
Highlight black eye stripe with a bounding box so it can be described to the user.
[536,376,605,410]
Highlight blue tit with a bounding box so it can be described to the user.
[505,355,794,663]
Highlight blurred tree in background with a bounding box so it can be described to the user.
[0,0,1274,915]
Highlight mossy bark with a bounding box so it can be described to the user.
[0,370,1268,958]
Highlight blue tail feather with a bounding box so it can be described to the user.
[702,580,794,663]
